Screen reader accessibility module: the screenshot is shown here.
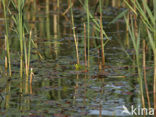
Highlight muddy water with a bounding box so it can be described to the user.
[0,1,153,117]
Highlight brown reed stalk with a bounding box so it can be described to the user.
[142,0,151,110]
[84,23,87,67]
[29,68,34,94]
[5,35,8,71]
[143,40,151,109]
[24,33,28,77]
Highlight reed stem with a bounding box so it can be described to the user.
[143,40,151,109]
[28,31,32,76]
[126,16,145,110]
[70,0,80,65]
[84,23,87,67]
[18,0,24,78]
[2,0,11,76]
[99,0,105,66]
[86,0,90,68]
[5,35,8,71]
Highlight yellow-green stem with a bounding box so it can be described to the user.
[70,0,79,65]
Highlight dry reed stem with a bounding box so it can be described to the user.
[5,35,7,70]
[143,40,151,109]
[30,68,34,85]
[70,0,79,65]
[84,23,87,67]
[29,68,34,94]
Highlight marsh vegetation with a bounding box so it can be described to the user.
[0,0,155,116]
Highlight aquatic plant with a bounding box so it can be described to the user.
[83,23,87,67]
[1,0,33,78]
[123,0,156,112]
[70,0,80,65]
[125,17,145,109]
[99,0,105,66]
[79,0,110,68]
[85,0,90,68]
[143,40,151,108]
[2,0,11,76]
[16,0,25,77]
[1,0,156,116]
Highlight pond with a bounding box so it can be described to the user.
[0,0,154,117]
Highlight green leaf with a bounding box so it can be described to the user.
[109,9,128,24]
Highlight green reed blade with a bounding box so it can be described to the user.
[2,0,12,76]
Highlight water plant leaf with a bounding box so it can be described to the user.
[125,0,153,31]
[142,0,154,25]
[147,30,155,51]
[109,9,128,24]
[123,0,137,15]
[79,0,109,40]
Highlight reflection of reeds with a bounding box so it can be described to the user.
[5,81,11,109]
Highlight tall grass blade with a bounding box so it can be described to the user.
[2,0,11,76]
[125,15,145,109]
[109,9,128,24]
[79,0,109,40]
